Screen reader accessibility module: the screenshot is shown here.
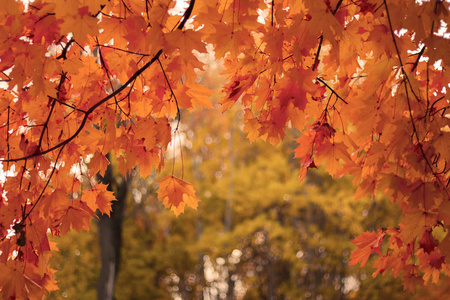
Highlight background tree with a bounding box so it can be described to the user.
[96,157,129,300]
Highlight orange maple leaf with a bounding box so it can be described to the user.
[58,200,95,235]
[156,175,199,216]
[417,250,449,285]
[59,7,99,43]
[419,229,439,254]
[350,230,385,267]
[82,183,116,216]
[89,152,110,177]
[0,259,58,299]
[243,108,261,142]
[221,74,257,111]
[401,265,424,292]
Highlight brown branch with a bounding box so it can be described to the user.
[157,58,181,131]
[98,44,149,56]
[106,77,137,116]
[0,116,29,129]
[6,106,10,169]
[383,0,404,68]
[120,0,132,14]
[312,35,323,71]
[56,38,74,60]
[145,0,151,20]
[429,96,446,116]
[410,45,425,73]
[332,0,343,15]
[99,12,126,20]
[426,62,430,117]
[37,73,66,151]
[271,0,275,27]
[173,0,196,31]
[48,96,87,113]
[1,71,11,81]
[97,40,130,117]
[22,144,66,225]
[316,77,348,104]
[35,12,55,24]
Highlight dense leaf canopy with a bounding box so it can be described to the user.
[1,0,450,298]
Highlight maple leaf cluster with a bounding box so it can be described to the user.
[0,0,449,298]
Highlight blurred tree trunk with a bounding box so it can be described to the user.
[97,160,129,300]
[226,124,235,300]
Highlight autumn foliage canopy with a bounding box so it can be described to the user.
[1,0,450,297]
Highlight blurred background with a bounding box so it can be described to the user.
[46,49,449,300]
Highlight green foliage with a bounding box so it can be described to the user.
[48,226,100,299]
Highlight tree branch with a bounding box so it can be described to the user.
[332,0,343,15]
[0,49,163,163]
[312,35,323,71]
[177,0,196,30]
[316,77,348,104]
[410,45,425,73]
[157,58,181,132]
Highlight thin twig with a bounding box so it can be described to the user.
[37,72,66,150]
[22,144,66,222]
[271,0,275,27]
[332,0,343,15]
[99,44,149,56]
[56,38,74,60]
[384,0,404,68]
[410,45,425,73]
[316,77,348,104]
[157,58,181,131]
[312,35,323,71]
[6,106,10,169]
[172,0,196,31]
[97,39,130,117]
[48,96,87,113]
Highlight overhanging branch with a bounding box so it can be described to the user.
[0,49,163,163]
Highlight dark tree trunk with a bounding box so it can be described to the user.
[97,162,129,300]
[226,271,235,300]
[225,125,235,300]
